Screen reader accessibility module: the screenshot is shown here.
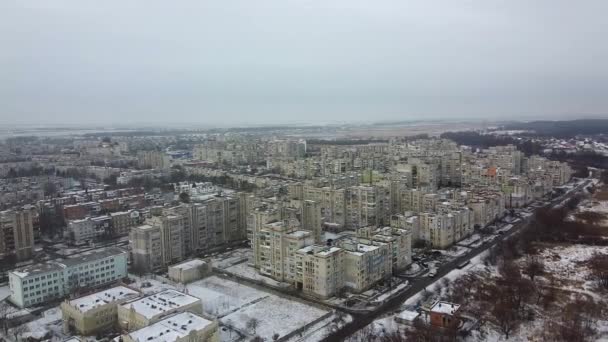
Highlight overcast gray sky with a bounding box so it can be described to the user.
[1,0,607,126]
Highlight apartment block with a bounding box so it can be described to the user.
[137,151,170,170]
[130,224,164,273]
[341,241,392,292]
[295,245,345,298]
[254,220,313,282]
[302,200,322,243]
[0,205,37,261]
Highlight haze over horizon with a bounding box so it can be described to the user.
[2,0,607,125]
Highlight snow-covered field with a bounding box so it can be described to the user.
[538,244,608,285]
[186,276,268,317]
[222,295,329,340]
[223,262,287,288]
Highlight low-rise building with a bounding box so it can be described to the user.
[9,247,128,308]
[168,259,212,284]
[117,290,202,330]
[429,301,461,329]
[121,311,219,342]
[61,286,140,335]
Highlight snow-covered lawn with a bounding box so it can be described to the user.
[538,244,608,286]
[186,276,268,317]
[223,262,288,288]
[222,295,329,340]
[211,248,251,269]
[20,307,63,340]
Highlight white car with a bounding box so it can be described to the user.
[427,270,437,278]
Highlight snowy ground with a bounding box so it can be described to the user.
[186,276,268,317]
[538,244,608,288]
[222,262,288,288]
[222,295,329,340]
[127,274,338,341]
[18,307,64,340]
[211,248,251,269]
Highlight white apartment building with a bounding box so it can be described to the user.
[341,241,392,292]
[255,221,313,282]
[130,224,164,273]
[9,247,128,308]
[295,245,345,298]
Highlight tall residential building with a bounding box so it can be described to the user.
[130,224,164,273]
[141,215,186,267]
[345,186,388,229]
[295,245,345,298]
[137,150,170,170]
[303,186,346,229]
[341,241,392,292]
[302,200,322,243]
[0,205,37,261]
[254,221,313,282]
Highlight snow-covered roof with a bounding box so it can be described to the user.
[397,310,420,321]
[126,312,214,342]
[59,247,126,267]
[62,338,83,342]
[286,230,311,238]
[430,301,460,315]
[68,286,139,313]
[356,243,379,253]
[169,259,207,271]
[10,262,64,278]
[122,290,200,319]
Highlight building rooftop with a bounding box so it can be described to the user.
[58,247,126,267]
[68,286,139,313]
[10,262,64,278]
[169,259,207,271]
[430,301,460,315]
[286,230,311,239]
[126,312,214,342]
[122,290,200,319]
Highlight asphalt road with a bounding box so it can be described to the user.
[323,178,591,341]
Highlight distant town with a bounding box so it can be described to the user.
[0,119,607,341]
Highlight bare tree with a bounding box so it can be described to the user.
[491,301,520,339]
[588,253,608,289]
[251,336,264,342]
[558,298,600,341]
[404,319,457,342]
[12,324,29,342]
[246,317,260,335]
[523,257,545,282]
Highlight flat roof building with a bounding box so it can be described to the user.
[121,311,219,342]
[117,290,202,330]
